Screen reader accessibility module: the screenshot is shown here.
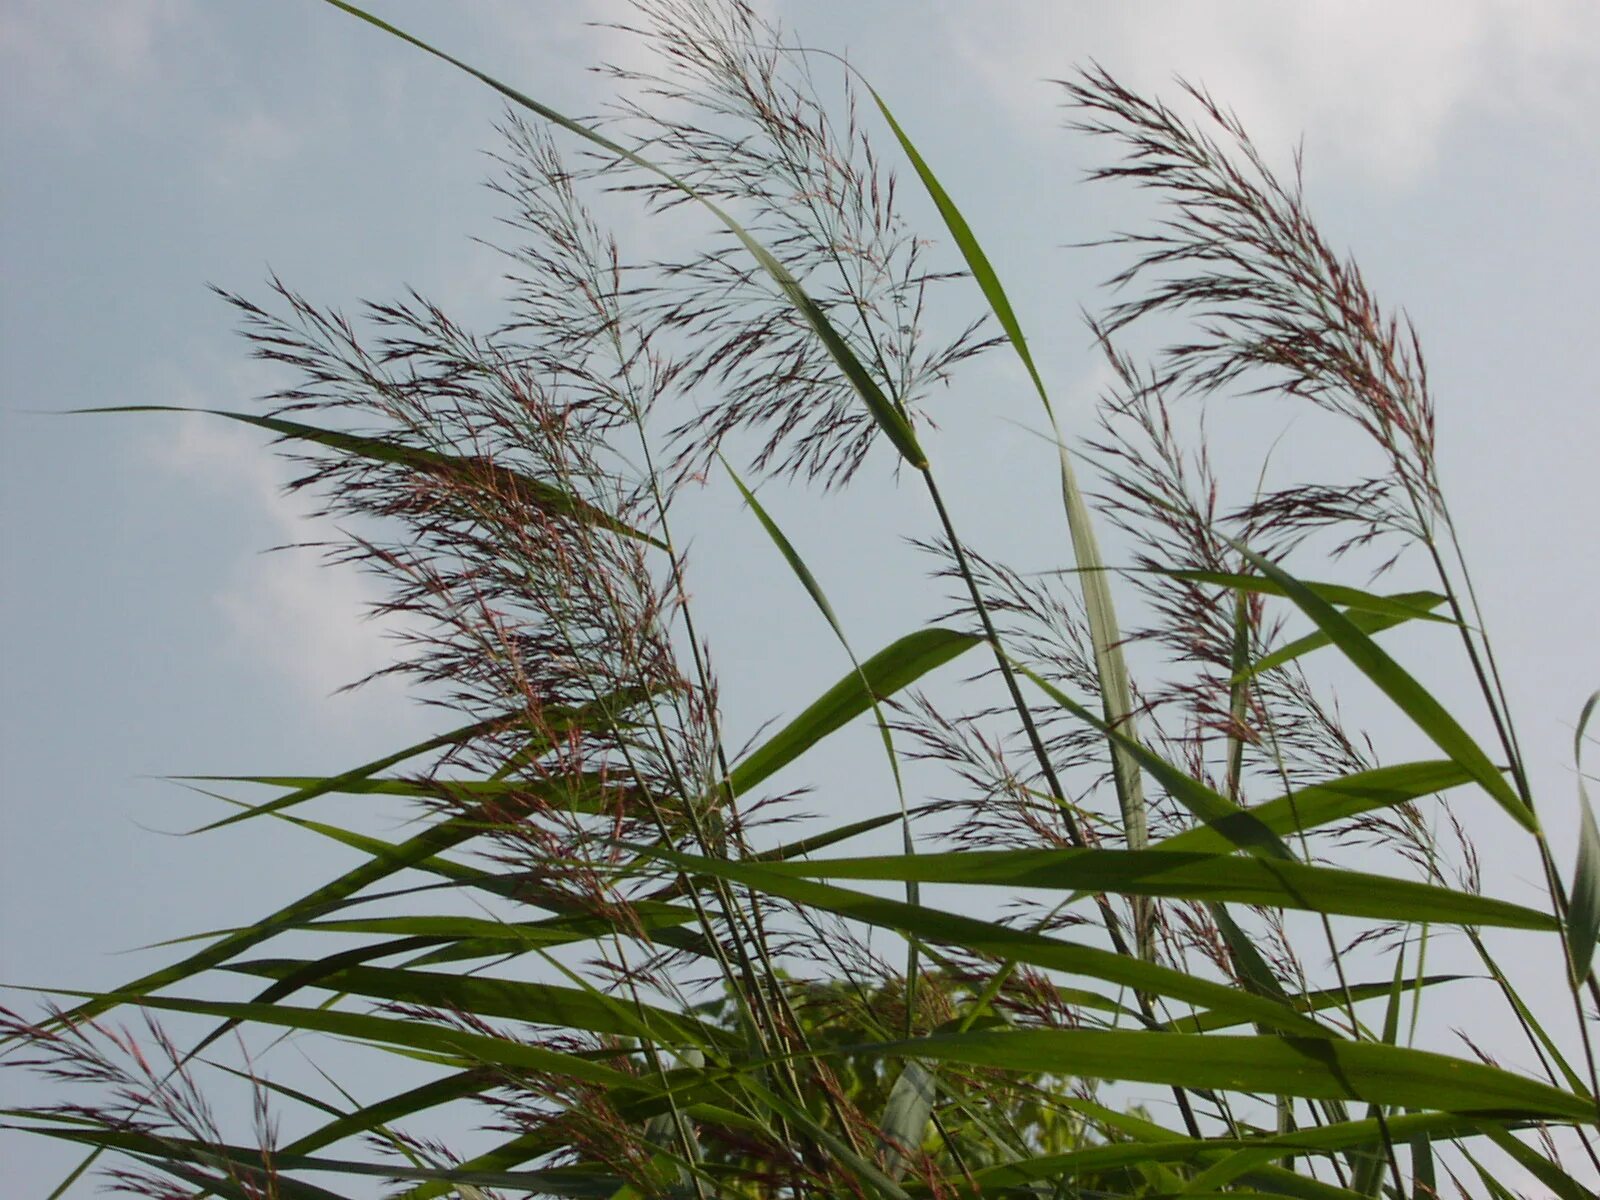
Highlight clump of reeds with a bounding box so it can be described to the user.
[5,1,1596,1197]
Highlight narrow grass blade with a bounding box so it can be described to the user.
[186,710,523,833]
[849,1029,1593,1119]
[764,847,1557,928]
[1161,975,1470,1035]
[16,1121,637,1198]
[870,87,1151,958]
[280,1069,486,1156]
[67,991,635,1085]
[1241,591,1449,681]
[1482,1125,1593,1200]
[79,405,664,548]
[727,627,980,796]
[1162,571,1455,624]
[1156,761,1472,855]
[642,846,1335,1036]
[723,452,926,1027]
[1015,662,1291,857]
[1229,544,1532,829]
[224,960,728,1049]
[936,1109,1486,1197]
[1569,689,1600,981]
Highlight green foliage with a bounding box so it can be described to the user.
[5,2,1597,1197]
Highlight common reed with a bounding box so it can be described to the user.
[5,2,1596,1197]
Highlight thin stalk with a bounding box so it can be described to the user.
[917,465,1204,1142]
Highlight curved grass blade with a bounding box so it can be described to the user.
[1015,661,1290,857]
[24,811,489,1032]
[1240,591,1449,682]
[320,0,925,472]
[1157,760,1473,855]
[1569,689,1600,982]
[848,1029,1593,1119]
[723,453,926,1030]
[762,847,1557,929]
[78,405,664,549]
[641,846,1336,1037]
[185,709,523,834]
[1162,570,1455,624]
[727,627,980,796]
[224,960,730,1049]
[1161,975,1471,1035]
[868,87,1151,951]
[54,990,635,1085]
[14,1120,641,1199]
[1482,1124,1595,1200]
[279,1069,487,1156]
[1229,544,1531,828]
[191,686,645,833]
[908,1109,1491,1198]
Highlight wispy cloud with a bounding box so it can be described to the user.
[0,0,192,129]
[144,400,413,713]
[940,0,1600,187]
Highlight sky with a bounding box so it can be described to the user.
[3,1,1599,1194]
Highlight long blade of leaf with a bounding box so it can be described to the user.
[79,405,664,548]
[1241,591,1449,681]
[641,846,1335,1037]
[1569,689,1600,982]
[867,87,1151,915]
[727,627,979,796]
[848,1029,1593,1119]
[225,960,729,1049]
[1229,544,1531,828]
[762,847,1556,928]
[1157,761,1473,855]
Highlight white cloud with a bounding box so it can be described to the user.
[0,0,191,128]
[940,0,1600,187]
[145,403,411,708]
[204,109,302,191]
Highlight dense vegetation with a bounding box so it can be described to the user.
[6,2,1597,1196]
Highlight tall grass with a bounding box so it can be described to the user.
[5,2,1597,1196]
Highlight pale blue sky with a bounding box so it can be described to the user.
[4,2,1598,1194]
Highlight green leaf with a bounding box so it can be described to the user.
[1161,975,1470,1035]
[1482,1124,1594,1200]
[1568,689,1600,982]
[852,1029,1593,1118]
[866,88,1151,949]
[280,1069,486,1156]
[79,405,665,549]
[915,1109,1488,1198]
[1162,571,1455,625]
[63,991,635,1085]
[642,846,1336,1037]
[727,627,980,796]
[1229,545,1532,829]
[1240,591,1449,681]
[225,960,729,1048]
[877,1060,936,1180]
[1015,662,1292,858]
[185,709,525,833]
[1157,761,1473,855]
[320,0,926,473]
[764,847,1556,928]
[190,686,644,832]
[14,1120,638,1199]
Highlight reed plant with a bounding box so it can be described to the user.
[5,2,1597,1196]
